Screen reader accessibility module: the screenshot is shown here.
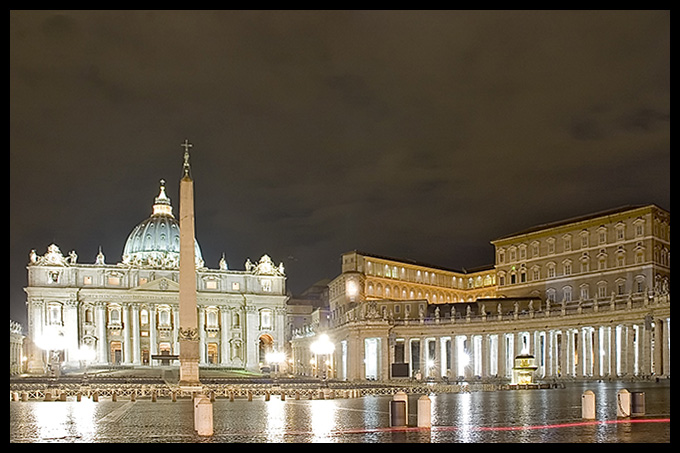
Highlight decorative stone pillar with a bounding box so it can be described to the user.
[96,303,108,365]
[131,304,141,365]
[122,304,131,364]
[220,307,229,366]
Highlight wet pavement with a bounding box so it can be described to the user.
[10,381,670,443]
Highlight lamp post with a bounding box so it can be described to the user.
[265,351,286,377]
[310,334,335,381]
[34,326,67,378]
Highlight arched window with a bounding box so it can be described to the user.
[140,309,149,326]
[207,310,218,328]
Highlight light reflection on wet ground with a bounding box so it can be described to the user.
[10,381,669,443]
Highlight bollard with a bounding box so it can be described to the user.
[617,389,631,417]
[21,392,28,402]
[92,391,99,402]
[247,391,253,402]
[112,392,117,402]
[44,391,53,402]
[390,400,407,427]
[417,395,432,429]
[76,392,82,402]
[12,392,18,402]
[229,391,234,402]
[295,391,300,400]
[210,391,215,403]
[581,390,596,420]
[151,390,157,402]
[280,391,286,401]
[265,391,270,402]
[393,391,409,420]
[130,391,136,402]
[631,392,646,417]
[59,392,67,402]
[194,394,214,437]
[172,391,177,402]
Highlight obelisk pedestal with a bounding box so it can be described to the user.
[178,140,201,390]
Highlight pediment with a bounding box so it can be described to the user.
[133,277,179,292]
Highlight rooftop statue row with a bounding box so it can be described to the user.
[28,243,284,276]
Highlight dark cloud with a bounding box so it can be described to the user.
[10,10,669,326]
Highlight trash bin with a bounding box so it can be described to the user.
[390,400,407,427]
[631,392,646,417]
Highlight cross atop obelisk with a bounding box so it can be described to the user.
[178,139,201,389]
[181,139,193,178]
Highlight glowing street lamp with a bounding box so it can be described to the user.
[34,326,68,378]
[310,334,335,380]
[265,351,286,375]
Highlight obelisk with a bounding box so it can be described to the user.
[178,139,201,389]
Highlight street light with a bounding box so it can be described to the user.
[34,326,68,378]
[265,351,286,375]
[310,334,335,380]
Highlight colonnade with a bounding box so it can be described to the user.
[292,294,671,382]
[389,317,671,381]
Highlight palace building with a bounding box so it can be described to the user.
[291,205,670,382]
[24,180,288,374]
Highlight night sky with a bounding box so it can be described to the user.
[10,11,670,327]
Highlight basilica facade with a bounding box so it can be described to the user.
[24,181,288,374]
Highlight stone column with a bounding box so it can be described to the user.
[451,335,459,379]
[198,306,206,365]
[565,330,573,377]
[173,307,179,355]
[641,320,652,376]
[27,300,46,373]
[626,324,636,376]
[220,307,229,366]
[122,304,131,364]
[607,326,616,377]
[149,305,157,362]
[481,334,489,379]
[131,304,141,365]
[96,303,108,365]
[592,326,601,378]
[380,335,390,381]
[662,317,670,377]
[498,334,508,379]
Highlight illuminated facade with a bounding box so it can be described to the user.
[10,320,24,375]
[492,204,670,303]
[24,181,288,374]
[292,205,670,382]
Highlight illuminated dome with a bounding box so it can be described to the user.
[121,180,204,269]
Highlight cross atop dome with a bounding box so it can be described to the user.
[152,179,173,217]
